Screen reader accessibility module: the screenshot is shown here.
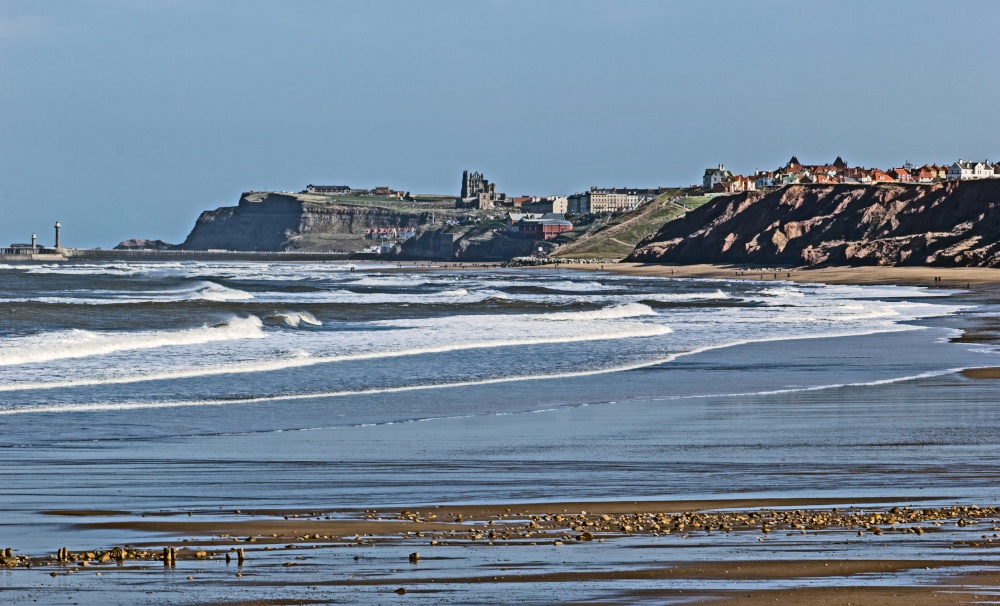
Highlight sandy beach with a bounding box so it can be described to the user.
[13,496,1000,604]
[3,260,999,605]
[372,258,1000,288]
[553,261,1000,288]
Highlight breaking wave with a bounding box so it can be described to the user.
[0,316,265,366]
[0,331,953,416]
[0,321,672,392]
[544,302,657,321]
[266,311,323,327]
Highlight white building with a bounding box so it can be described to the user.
[703,164,733,190]
[566,188,662,214]
[586,188,626,213]
[948,160,995,180]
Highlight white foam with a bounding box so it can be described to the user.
[0,325,942,416]
[349,276,430,288]
[643,290,729,302]
[544,302,657,321]
[0,280,253,305]
[0,265,974,412]
[757,287,805,298]
[538,280,611,292]
[0,316,265,366]
[191,281,253,301]
[0,322,673,392]
[268,311,323,327]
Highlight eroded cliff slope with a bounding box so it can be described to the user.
[628,181,1000,267]
[180,192,433,252]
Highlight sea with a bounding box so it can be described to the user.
[1,260,999,604]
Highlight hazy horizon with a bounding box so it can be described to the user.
[2,0,997,247]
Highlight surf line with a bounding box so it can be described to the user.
[0,324,672,393]
[0,325,930,415]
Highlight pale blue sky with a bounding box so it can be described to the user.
[1,0,997,247]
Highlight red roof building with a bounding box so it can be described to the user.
[888,168,911,182]
[869,169,895,183]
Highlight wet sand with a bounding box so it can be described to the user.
[381,259,1000,288]
[14,498,1000,603]
[960,367,1000,379]
[63,496,967,538]
[645,576,1000,606]
[565,261,1000,287]
[8,262,1000,604]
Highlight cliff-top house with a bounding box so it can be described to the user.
[948,160,995,180]
[703,164,733,190]
[704,155,997,193]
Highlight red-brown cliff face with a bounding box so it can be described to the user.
[627,181,1000,267]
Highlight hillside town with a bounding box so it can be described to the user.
[296,157,1000,256]
[307,169,677,251]
[704,157,1000,193]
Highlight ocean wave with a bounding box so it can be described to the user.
[0,280,253,305]
[642,290,730,302]
[0,327,945,416]
[189,281,253,301]
[0,323,672,392]
[537,280,611,292]
[247,288,500,305]
[757,287,805,298]
[543,302,657,321]
[0,316,265,366]
[348,276,430,288]
[266,311,323,327]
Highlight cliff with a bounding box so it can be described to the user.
[178,191,554,260]
[628,181,1000,267]
[397,225,556,261]
[180,192,435,252]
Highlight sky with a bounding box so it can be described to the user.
[1,0,998,248]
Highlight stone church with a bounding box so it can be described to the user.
[459,170,504,209]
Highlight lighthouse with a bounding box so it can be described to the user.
[54,222,61,249]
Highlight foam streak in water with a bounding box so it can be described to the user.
[0,325,928,414]
[0,316,265,366]
[0,322,672,392]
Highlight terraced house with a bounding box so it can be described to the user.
[948,160,995,180]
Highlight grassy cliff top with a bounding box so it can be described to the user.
[552,189,711,259]
[242,191,471,216]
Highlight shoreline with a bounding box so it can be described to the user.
[11,253,1000,288]
[12,498,1000,604]
[558,261,1000,288]
[5,260,1000,604]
